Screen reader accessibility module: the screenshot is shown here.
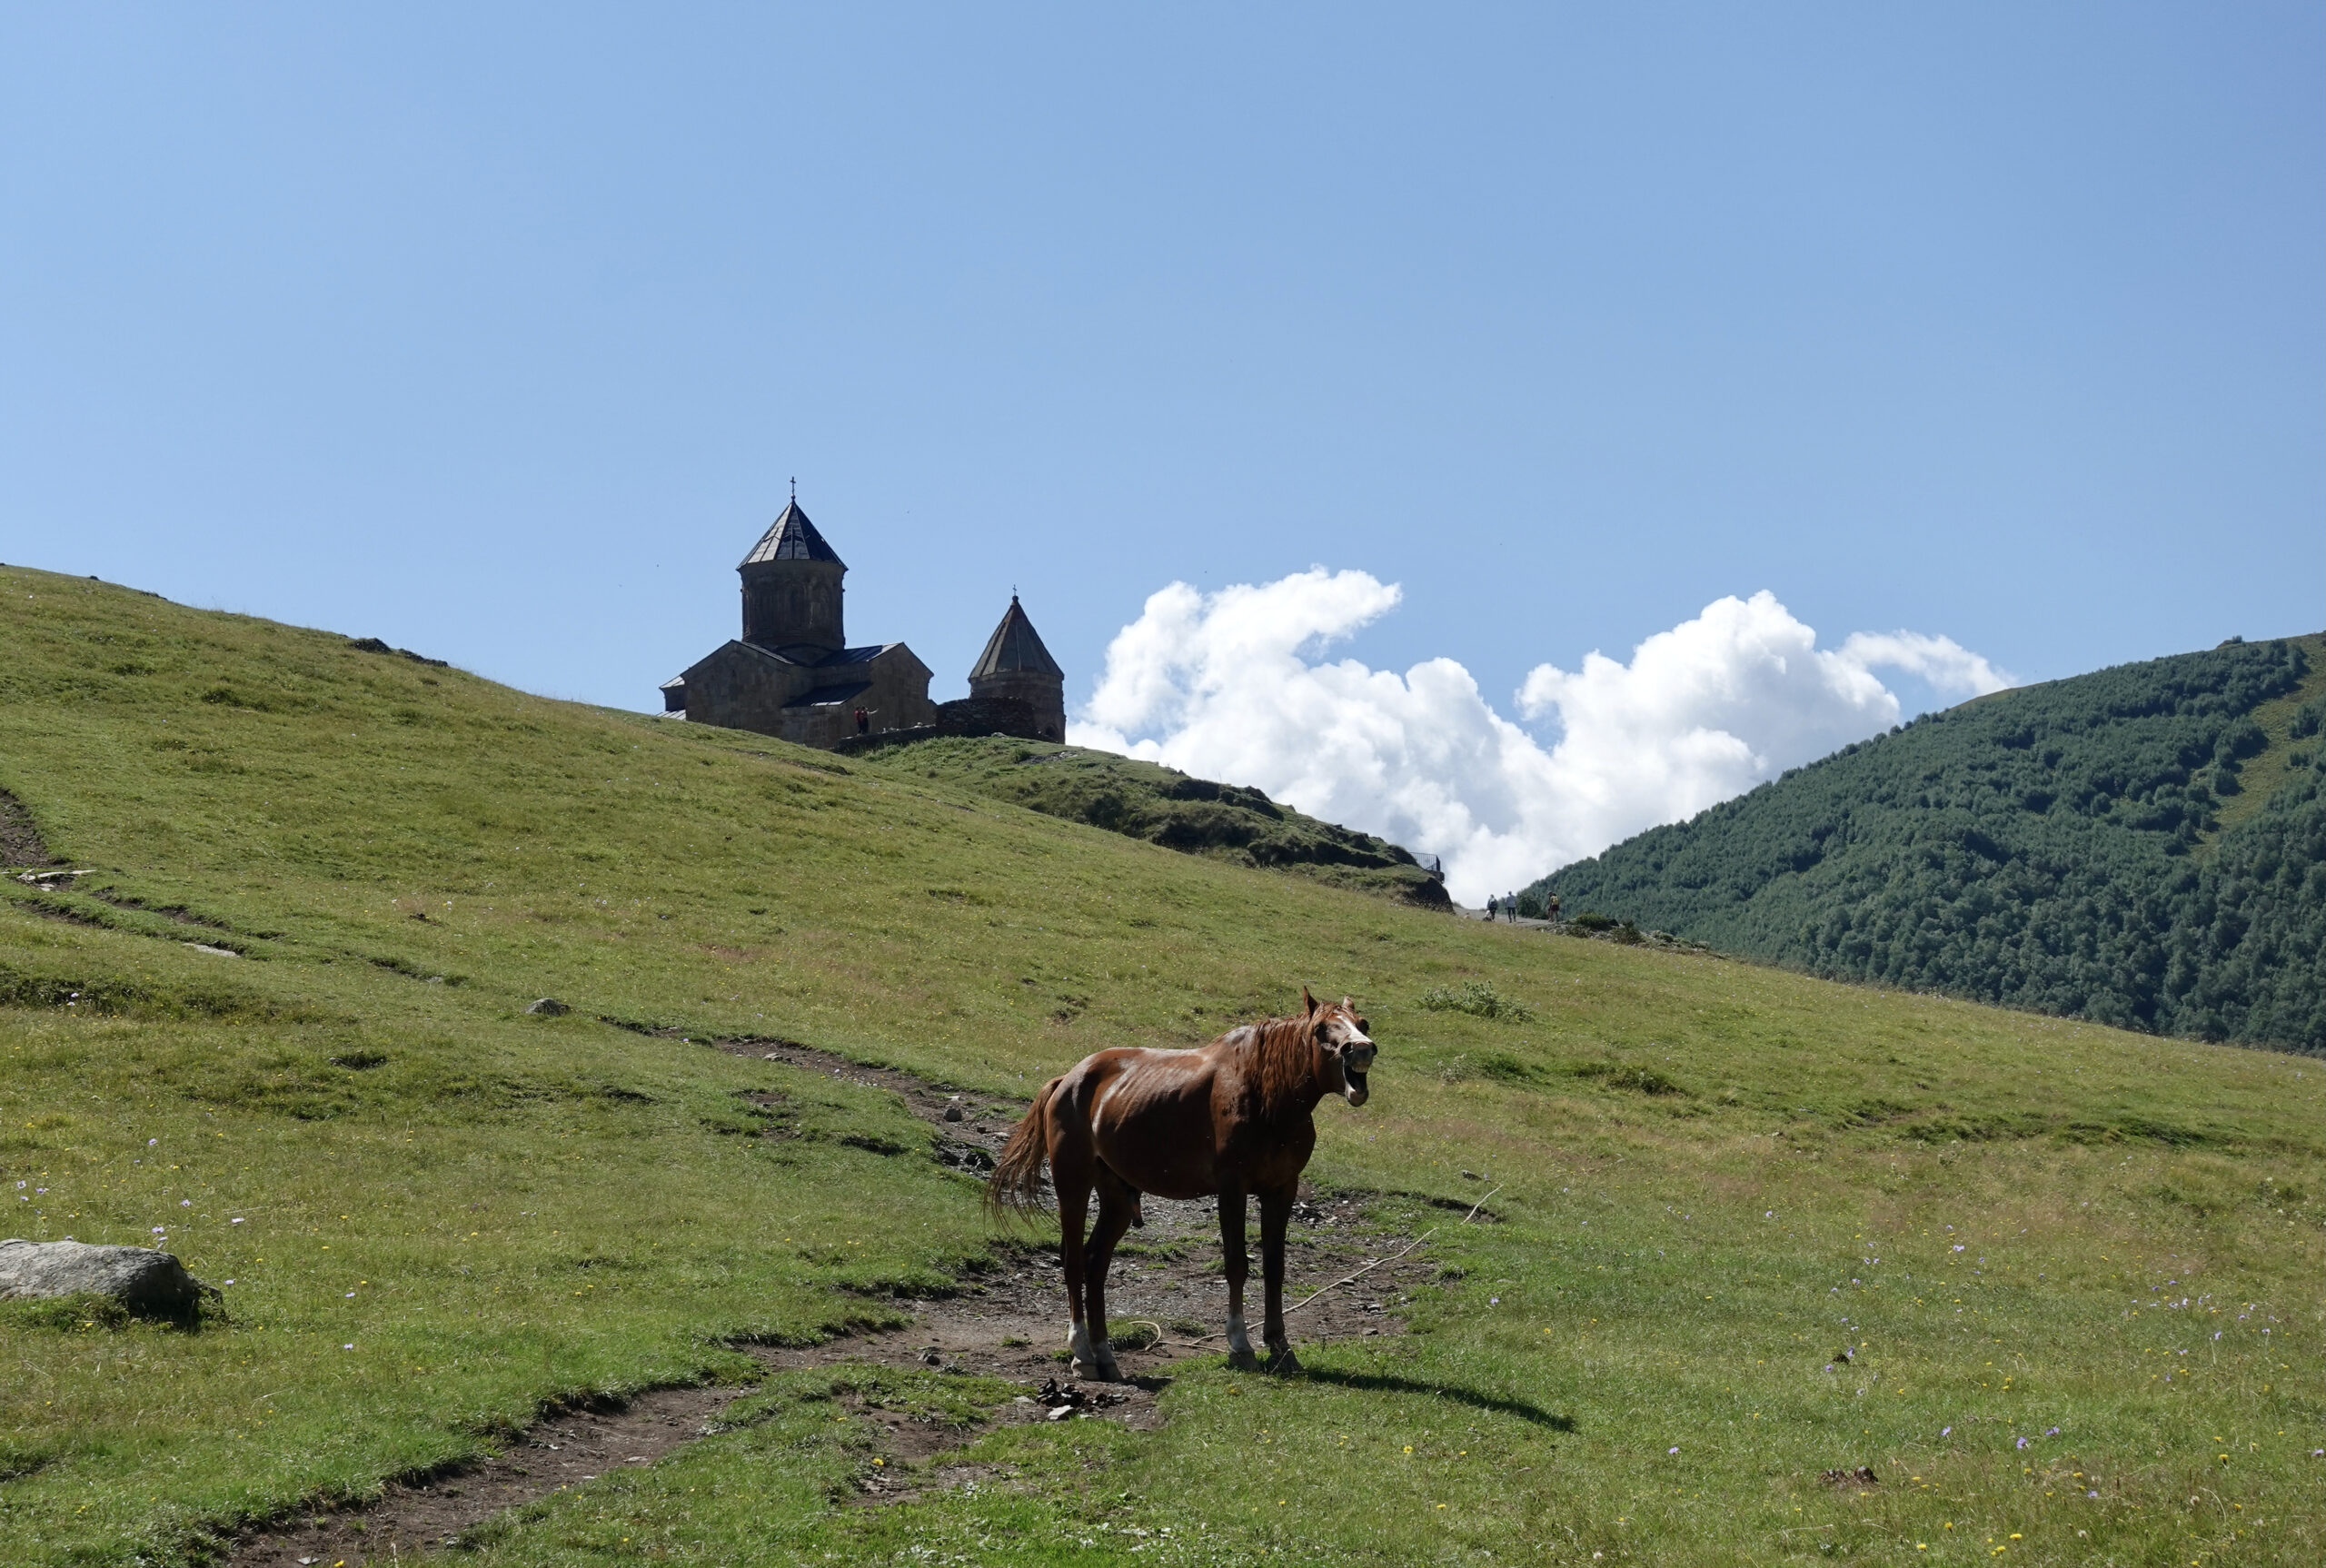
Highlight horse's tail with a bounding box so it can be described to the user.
[986,1076,1063,1220]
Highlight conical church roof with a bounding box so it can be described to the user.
[739,498,844,568]
[970,596,1063,680]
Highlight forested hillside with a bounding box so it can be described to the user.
[1531,635,2326,1052]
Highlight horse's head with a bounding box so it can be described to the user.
[1303,987,1377,1107]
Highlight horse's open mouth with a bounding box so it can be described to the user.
[1344,1070,1369,1106]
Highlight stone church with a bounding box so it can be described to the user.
[660,496,1065,750]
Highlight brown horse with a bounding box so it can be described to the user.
[988,988,1376,1379]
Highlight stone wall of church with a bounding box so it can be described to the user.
[830,694,1043,756]
[682,644,812,736]
[968,670,1066,741]
[781,660,939,749]
[741,560,845,652]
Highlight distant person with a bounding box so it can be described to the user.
[1546,893,1561,924]
[853,707,870,736]
[1486,897,1498,922]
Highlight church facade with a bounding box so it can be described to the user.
[661,497,1064,751]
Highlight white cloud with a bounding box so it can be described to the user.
[1069,572,2012,905]
[1835,630,2012,700]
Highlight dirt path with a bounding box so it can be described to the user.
[226,1384,741,1567]
[226,1037,1434,1564]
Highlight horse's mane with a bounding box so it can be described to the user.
[1234,1015,1320,1118]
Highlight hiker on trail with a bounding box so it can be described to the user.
[1546,893,1561,924]
[1486,897,1498,922]
[854,707,870,736]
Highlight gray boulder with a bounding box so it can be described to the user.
[524,997,571,1016]
[0,1238,208,1315]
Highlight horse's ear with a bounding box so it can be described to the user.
[1302,986,1318,1017]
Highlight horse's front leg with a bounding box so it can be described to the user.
[1257,1185,1300,1373]
[1217,1183,1257,1368]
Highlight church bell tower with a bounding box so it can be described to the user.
[737,492,846,656]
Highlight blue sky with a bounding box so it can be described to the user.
[4,4,2319,735]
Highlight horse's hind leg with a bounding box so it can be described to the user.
[1080,1166,1138,1382]
[1217,1183,1257,1368]
[1048,1098,1102,1379]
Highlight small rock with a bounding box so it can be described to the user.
[1046,1404,1076,1422]
[0,1238,208,1315]
[942,1104,964,1122]
[919,1347,943,1366]
[524,997,571,1017]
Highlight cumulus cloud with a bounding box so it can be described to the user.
[1069,571,2012,904]
[1835,630,2012,700]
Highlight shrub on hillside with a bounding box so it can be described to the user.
[1417,979,1535,1022]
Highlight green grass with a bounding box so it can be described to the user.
[3,564,2321,1565]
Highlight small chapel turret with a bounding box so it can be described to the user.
[969,595,1067,742]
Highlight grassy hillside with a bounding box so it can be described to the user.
[855,735,1448,904]
[2,564,2321,1567]
[1533,636,2326,1053]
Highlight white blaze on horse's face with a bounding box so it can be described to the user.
[1320,1002,1376,1107]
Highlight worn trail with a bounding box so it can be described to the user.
[225,1036,1428,1564]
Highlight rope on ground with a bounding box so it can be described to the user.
[1282,1226,1437,1317]
[1113,1185,1499,1348]
[1458,1184,1503,1226]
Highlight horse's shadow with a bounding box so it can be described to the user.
[1295,1366,1576,1432]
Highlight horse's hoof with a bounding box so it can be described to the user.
[1263,1347,1303,1374]
[1226,1348,1262,1372]
[1070,1357,1103,1381]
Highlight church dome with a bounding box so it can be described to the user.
[740,498,845,568]
[970,595,1063,680]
